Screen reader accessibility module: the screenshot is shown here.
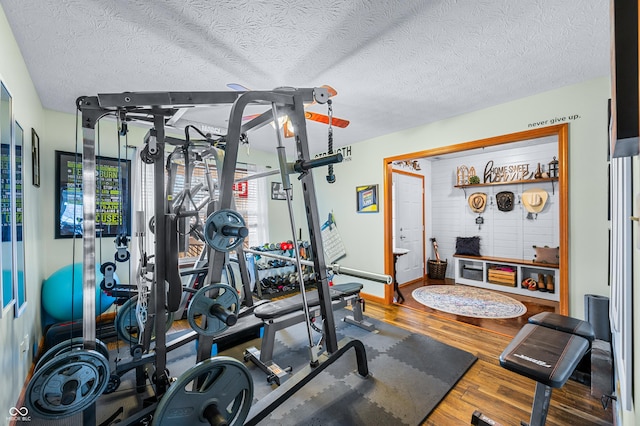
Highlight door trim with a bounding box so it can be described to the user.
[383,124,569,314]
[392,169,425,285]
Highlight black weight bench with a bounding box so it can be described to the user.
[244,282,372,385]
[528,311,596,385]
[527,311,596,342]
[472,313,595,426]
[499,321,590,426]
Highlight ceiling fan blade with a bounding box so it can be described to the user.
[304,112,350,128]
[227,83,250,91]
[242,113,262,121]
[321,85,338,97]
[283,119,296,138]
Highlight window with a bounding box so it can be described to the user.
[132,146,268,263]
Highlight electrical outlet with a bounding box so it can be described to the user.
[21,334,29,354]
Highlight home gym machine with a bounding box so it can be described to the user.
[24,87,392,425]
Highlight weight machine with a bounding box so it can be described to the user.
[24,87,391,425]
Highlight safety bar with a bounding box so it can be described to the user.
[244,248,392,284]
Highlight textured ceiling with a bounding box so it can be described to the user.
[0,0,610,153]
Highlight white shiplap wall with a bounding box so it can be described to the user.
[427,139,559,278]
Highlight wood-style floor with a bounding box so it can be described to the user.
[96,282,610,426]
[364,300,613,426]
[396,277,558,337]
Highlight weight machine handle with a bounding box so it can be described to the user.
[210,304,238,327]
[294,153,343,172]
[221,224,249,238]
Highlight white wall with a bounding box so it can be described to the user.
[0,5,44,418]
[313,77,610,323]
[429,139,559,276]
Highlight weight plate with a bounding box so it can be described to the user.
[35,338,109,372]
[152,356,252,426]
[115,296,174,344]
[104,374,121,394]
[203,209,246,252]
[187,284,239,336]
[26,349,110,419]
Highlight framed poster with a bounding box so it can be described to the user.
[31,128,40,187]
[0,81,15,315]
[271,182,288,200]
[356,184,378,213]
[55,150,131,238]
[13,122,26,317]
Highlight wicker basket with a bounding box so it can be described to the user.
[427,259,447,280]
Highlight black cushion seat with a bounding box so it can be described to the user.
[500,323,590,388]
[528,312,595,342]
[254,282,363,320]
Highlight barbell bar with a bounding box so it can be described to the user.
[243,248,392,284]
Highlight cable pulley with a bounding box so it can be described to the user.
[100,262,117,290]
[115,295,174,344]
[114,234,130,262]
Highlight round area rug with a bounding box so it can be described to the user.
[411,285,527,319]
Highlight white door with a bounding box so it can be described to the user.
[393,171,424,284]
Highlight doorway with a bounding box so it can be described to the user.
[392,170,425,285]
[382,124,569,314]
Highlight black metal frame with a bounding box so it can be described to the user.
[78,87,360,424]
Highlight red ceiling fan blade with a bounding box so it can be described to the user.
[321,85,338,97]
[304,112,350,128]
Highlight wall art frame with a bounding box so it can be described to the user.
[356,184,379,213]
[31,128,40,187]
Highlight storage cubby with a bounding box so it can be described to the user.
[454,255,559,301]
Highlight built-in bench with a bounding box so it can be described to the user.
[453,254,559,301]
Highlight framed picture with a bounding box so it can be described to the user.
[271,182,289,200]
[356,184,378,213]
[54,150,131,238]
[31,128,40,187]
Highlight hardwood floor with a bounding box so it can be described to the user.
[98,286,610,426]
[364,301,612,426]
[397,278,559,336]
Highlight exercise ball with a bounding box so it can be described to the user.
[42,263,117,321]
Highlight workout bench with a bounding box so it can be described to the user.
[244,282,371,385]
[474,313,594,426]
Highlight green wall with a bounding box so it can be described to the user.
[0,4,44,418]
[313,77,611,322]
[2,2,636,423]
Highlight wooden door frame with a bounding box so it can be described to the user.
[383,124,569,314]
[391,169,426,285]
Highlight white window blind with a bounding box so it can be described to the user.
[130,148,268,267]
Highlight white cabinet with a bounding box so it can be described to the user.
[454,255,559,302]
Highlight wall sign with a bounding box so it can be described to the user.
[483,160,532,183]
[356,184,378,213]
[314,145,353,162]
[55,150,131,238]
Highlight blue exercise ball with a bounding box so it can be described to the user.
[42,263,117,321]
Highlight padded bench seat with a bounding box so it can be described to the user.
[254,282,363,320]
[500,323,589,388]
[528,312,595,342]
